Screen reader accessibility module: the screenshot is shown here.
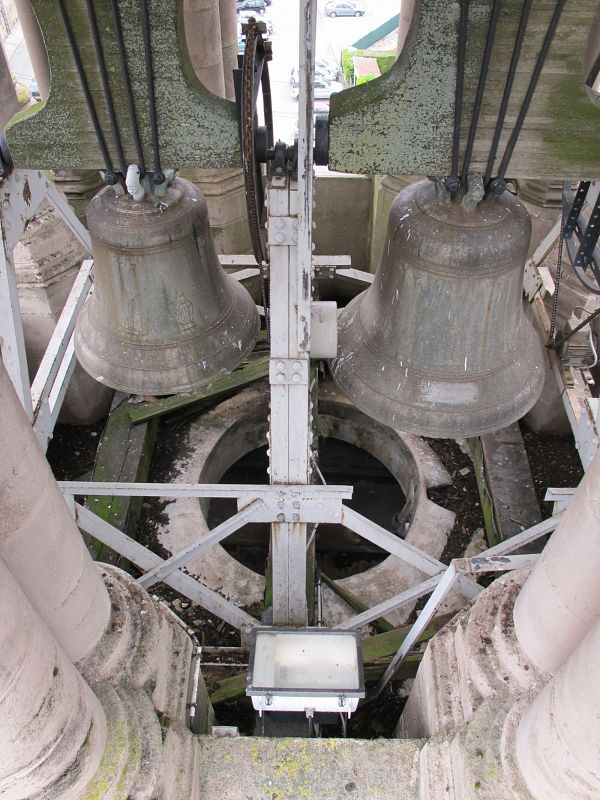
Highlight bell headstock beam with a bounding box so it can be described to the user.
[328,0,600,180]
[5,0,240,171]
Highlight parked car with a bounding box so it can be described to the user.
[237,0,270,5]
[291,77,343,100]
[325,1,364,17]
[30,78,41,101]
[315,58,341,81]
[237,0,266,14]
[290,64,340,90]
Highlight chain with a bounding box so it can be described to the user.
[241,22,271,342]
[548,215,566,345]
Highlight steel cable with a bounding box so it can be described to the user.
[460,0,502,186]
[484,0,532,188]
[56,0,116,180]
[109,0,147,176]
[84,0,127,175]
[495,0,567,184]
[140,0,164,182]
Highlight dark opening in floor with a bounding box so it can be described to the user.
[208,437,406,578]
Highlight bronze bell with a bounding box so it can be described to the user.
[330,179,544,438]
[75,177,260,394]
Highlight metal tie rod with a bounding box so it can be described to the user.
[341,506,481,600]
[374,553,539,699]
[74,503,258,631]
[137,498,265,589]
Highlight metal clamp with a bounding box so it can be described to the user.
[267,216,298,246]
[269,358,309,385]
[238,489,343,524]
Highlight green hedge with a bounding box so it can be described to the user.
[376,55,396,74]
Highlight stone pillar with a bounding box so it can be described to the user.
[52,169,105,221]
[513,448,600,674]
[182,0,251,254]
[220,0,238,100]
[515,615,600,800]
[184,0,226,97]
[397,0,416,54]
[0,39,20,129]
[0,555,106,800]
[0,357,111,663]
[13,0,51,100]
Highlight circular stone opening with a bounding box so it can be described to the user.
[207,437,406,578]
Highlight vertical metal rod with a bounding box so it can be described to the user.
[109,0,146,175]
[484,0,532,186]
[461,0,502,185]
[84,0,127,175]
[0,233,33,419]
[55,0,114,175]
[450,0,469,187]
[140,0,163,179]
[268,0,317,626]
[374,564,459,698]
[297,0,315,351]
[496,0,567,181]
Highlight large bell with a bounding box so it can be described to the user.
[330,179,544,438]
[75,177,260,394]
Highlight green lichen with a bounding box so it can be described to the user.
[544,73,600,171]
[7,0,239,170]
[83,717,128,800]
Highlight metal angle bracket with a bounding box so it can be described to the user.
[237,491,343,524]
[267,216,298,246]
[269,358,309,385]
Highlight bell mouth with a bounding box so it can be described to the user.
[329,293,545,439]
[75,276,260,395]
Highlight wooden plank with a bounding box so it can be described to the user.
[480,423,542,546]
[467,437,499,547]
[207,617,451,703]
[127,355,269,424]
[87,395,158,564]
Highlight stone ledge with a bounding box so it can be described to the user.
[196,736,424,800]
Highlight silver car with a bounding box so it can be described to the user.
[291,77,343,100]
[325,1,365,17]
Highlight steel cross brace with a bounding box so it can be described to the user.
[73,502,258,633]
[0,167,92,442]
[373,513,563,698]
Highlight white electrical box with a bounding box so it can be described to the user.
[246,627,364,716]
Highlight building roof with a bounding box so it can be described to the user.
[352,56,381,79]
[352,14,399,51]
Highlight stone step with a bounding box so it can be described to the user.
[196,736,423,800]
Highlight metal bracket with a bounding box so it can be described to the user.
[267,216,298,246]
[313,264,337,280]
[238,490,343,524]
[269,358,309,385]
